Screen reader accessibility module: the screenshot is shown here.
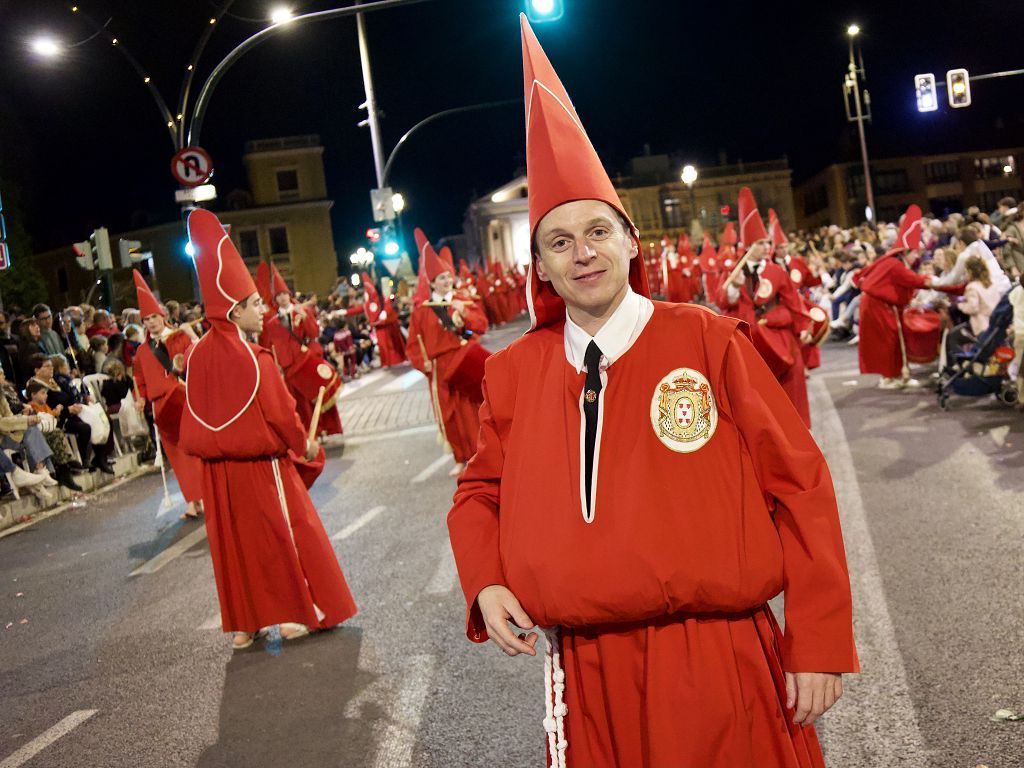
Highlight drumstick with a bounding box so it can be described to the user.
[271,345,283,374]
[416,333,431,371]
[308,386,326,443]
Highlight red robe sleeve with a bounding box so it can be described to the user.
[135,351,149,401]
[460,299,489,335]
[889,262,929,290]
[720,328,859,673]
[448,357,509,643]
[405,310,427,373]
[255,353,308,457]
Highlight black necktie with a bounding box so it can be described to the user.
[583,340,603,519]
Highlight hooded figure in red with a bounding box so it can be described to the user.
[362,272,407,367]
[406,228,490,473]
[855,205,956,387]
[256,262,343,436]
[179,209,356,649]
[770,209,824,372]
[131,270,204,517]
[448,18,856,768]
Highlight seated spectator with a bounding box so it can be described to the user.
[30,353,113,474]
[15,317,44,391]
[90,335,109,374]
[101,333,125,375]
[32,304,65,357]
[86,309,116,338]
[123,325,142,372]
[960,256,1003,336]
[25,381,83,491]
[99,361,133,413]
[0,368,63,496]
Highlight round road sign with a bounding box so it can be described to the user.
[171,146,214,188]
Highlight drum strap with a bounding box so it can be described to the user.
[430,305,471,340]
[149,339,178,378]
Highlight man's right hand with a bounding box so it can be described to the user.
[135,398,146,413]
[477,585,539,657]
[731,271,745,286]
[26,415,40,426]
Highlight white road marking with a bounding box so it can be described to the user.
[809,379,930,766]
[332,506,386,541]
[129,526,208,577]
[378,369,424,394]
[198,611,222,631]
[411,455,451,484]
[0,709,98,768]
[426,544,458,595]
[372,654,436,768]
[339,425,436,447]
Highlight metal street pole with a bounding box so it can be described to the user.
[355,0,386,188]
[687,183,697,225]
[845,30,875,222]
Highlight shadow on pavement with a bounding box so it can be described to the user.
[195,626,379,768]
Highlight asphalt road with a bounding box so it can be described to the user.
[1,321,1022,768]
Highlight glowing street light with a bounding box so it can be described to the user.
[30,37,63,58]
[847,24,860,37]
[680,165,698,186]
[269,6,294,25]
[391,193,405,213]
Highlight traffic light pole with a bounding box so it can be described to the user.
[355,0,386,188]
[846,36,875,223]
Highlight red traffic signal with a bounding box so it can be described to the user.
[720,205,730,216]
[366,228,381,243]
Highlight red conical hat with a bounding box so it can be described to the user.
[890,204,923,254]
[254,261,274,308]
[677,233,691,254]
[414,228,453,282]
[439,246,456,276]
[184,208,261,432]
[521,14,648,330]
[721,221,737,247]
[738,187,768,246]
[413,261,431,309]
[133,270,165,319]
[459,259,472,280]
[270,262,290,298]
[361,272,381,322]
[768,208,788,247]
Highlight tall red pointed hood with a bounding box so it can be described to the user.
[459,259,472,281]
[361,272,381,322]
[889,204,923,255]
[720,221,737,247]
[521,14,648,330]
[439,246,456,277]
[738,187,768,246]
[414,227,453,282]
[254,261,274,308]
[184,208,261,433]
[133,270,165,320]
[677,232,691,255]
[768,208,788,247]
[270,262,290,298]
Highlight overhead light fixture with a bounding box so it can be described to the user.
[30,37,62,58]
[270,7,294,25]
[847,24,860,37]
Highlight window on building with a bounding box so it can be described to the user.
[803,185,828,216]
[975,155,1016,179]
[237,229,260,261]
[978,189,1023,212]
[874,169,910,194]
[925,160,959,184]
[928,196,963,218]
[845,170,865,200]
[663,197,684,229]
[276,169,300,201]
[268,225,290,255]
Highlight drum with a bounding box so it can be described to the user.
[902,308,942,364]
[449,342,491,400]
[806,304,830,346]
[751,323,794,378]
[290,353,343,409]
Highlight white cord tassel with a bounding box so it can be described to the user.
[542,627,568,768]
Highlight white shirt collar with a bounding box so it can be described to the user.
[563,287,654,374]
[431,291,453,303]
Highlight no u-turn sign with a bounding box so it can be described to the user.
[171,146,214,188]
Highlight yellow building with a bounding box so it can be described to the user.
[33,134,340,309]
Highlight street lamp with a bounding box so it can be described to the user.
[846,24,860,37]
[843,23,875,223]
[269,6,295,25]
[681,164,698,229]
[391,193,405,213]
[30,37,63,58]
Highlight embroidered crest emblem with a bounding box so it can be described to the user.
[789,268,802,284]
[584,389,597,404]
[708,257,716,267]
[650,368,718,453]
[756,278,774,300]
[317,363,333,380]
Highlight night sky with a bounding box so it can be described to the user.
[1,0,1021,264]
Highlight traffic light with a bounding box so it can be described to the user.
[381,224,400,256]
[524,0,564,23]
[946,68,971,108]
[73,240,94,270]
[90,227,113,270]
[118,238,143,267]
[915,73,938,112]
[366,227,381,243]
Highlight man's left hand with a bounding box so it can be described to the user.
[785,672,843,727]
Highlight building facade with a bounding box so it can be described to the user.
[33,134,339,310]
[465,155,796,270]
[794,147,1024,229]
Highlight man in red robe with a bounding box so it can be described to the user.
[179,209,356,651]
[256,262,343,436]
[448,19,857,767]
[360,272,407,368]
[407,228,490,476]
[855,204,956,389]
[131,271,205,520]
[718,188,811,426]
[770,209,824,371]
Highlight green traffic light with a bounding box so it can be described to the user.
[525,0,564,22]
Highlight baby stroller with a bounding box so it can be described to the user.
[936,290,1018,409]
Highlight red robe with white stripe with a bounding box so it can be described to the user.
[449,303,858,767]
[855,256,929,378]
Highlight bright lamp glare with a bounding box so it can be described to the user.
[681,165,698,185]
[184,242,196,258]
[384,241,400,256]
[1004,165,1014,175]
[392,193,405,213]
[531,0,556,14]
[847,24,860,36]
[31,37,62,57]
[270,6,294,24]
